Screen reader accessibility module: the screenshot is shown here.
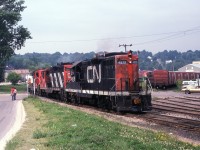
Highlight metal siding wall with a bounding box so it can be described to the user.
[58,72,63,88]
[53,73,59,88]
[50,73,55,87]
[80,58,115,92]
[55,72,60,88]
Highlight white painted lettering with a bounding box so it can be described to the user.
[87,65,101,83]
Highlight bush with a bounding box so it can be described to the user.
[7,72,21,85]
[176,79,182,90]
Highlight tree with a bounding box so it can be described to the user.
[0,0,31,81]
[7,72,21,85]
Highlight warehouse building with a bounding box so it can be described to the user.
[178,61,200,72]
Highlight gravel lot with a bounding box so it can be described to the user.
[152,90,200,99]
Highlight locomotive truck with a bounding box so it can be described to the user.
[29,51,152,112]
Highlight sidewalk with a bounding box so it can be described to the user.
[0,95,26,150]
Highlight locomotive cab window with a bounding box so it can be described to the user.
[42,72,45,78]
[46,71,49,76]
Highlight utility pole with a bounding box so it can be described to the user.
[119,44,132,52]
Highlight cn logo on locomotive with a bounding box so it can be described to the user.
[87,65,101,83]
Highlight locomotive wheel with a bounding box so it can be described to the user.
[56,94,61,101]
[106,99,112,110]
[71,96,75,104]
[71,94,80,105]
[63,94,68,103]
[60,89,65,102]
[97,97,105,109]
[66,93,72,103]
[46,93,50,98]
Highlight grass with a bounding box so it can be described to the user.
[6,96,200,150]
[0,84,27,93]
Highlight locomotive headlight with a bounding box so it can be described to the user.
[132,98,141,105]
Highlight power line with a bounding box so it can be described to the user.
[27,25,200,44]
[133,29,200,46]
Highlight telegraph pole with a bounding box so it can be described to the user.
[119,44,132,52]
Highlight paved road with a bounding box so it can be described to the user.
[0,93,27,150]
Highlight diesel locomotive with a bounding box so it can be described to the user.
[29,50,152,112]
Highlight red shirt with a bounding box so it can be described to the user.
[11,88,14,94]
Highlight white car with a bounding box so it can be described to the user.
[181,84,200,94]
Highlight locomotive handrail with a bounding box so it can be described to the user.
[109,78,120,107]
[110,79,119,92]
[110,77,130,95]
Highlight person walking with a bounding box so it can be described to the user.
[13,87,17,100]
[10,87,15,100]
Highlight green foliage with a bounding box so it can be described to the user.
[7,52,95,70]
[0,66,5,82]
[0,0,31,81]
[176,79,183,90]
[7,97,200,149]
[5,49,200,71]
[0,83,26,93]
[7,72,21,85]
[137,49,200,70]
[5,139,19,150]
[32,129,48,139]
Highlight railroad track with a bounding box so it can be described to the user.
[175,96,200,101]
[138,113,200,133]
[152,96,200,117]
[147,95,200,135]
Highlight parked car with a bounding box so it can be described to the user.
[181,84,200,94]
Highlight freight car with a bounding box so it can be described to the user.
[140,70,200,89]
[29,51,152,112]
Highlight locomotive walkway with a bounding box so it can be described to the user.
[0,94,27,150]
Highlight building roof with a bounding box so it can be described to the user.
[192,61,200,64]
[5,69,30,74]
[189,64,200,68]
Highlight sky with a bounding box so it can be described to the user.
[16,0,200,54]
